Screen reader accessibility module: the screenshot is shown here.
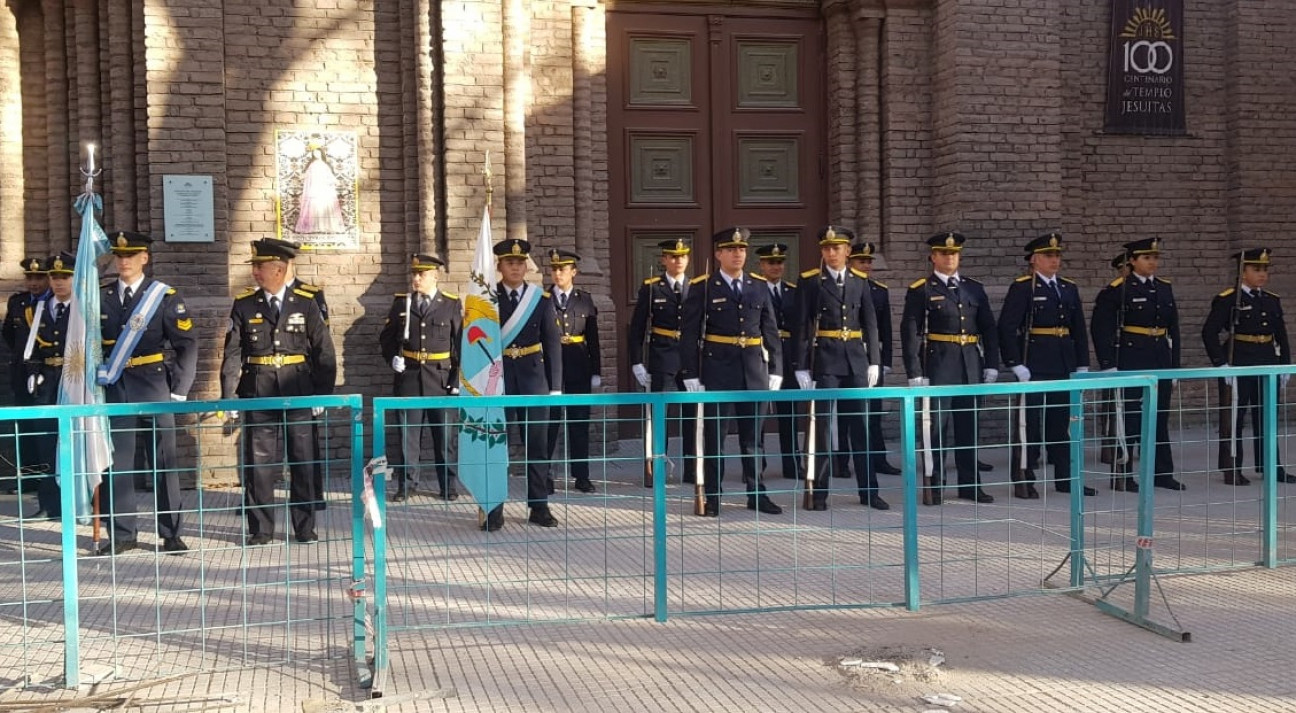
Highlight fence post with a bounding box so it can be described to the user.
[58,415,80,688]
[650,397,669,622]
[356,401,378,686]
[1133,380,1157,621]
[1262,373,1279,568]
[899,394,920,611]
[1068,384,1086,587]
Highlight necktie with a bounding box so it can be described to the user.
[559,292,568,310]
[123,286,134,305]
[510,289,520,307]
[772,284,782,310]
[948,277,958,292]
[417,293,429,310]
[1049,280,1062,300]
[56,303,67,322]
[269,296,281,323]
[732,278,742,297]
[836,273,844,288]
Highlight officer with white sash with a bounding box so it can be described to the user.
[97,231,198,556]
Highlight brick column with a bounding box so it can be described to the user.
[0,7,23,275]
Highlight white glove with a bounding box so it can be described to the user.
[982,368,999,384]
[391,355,406,373]
[171,393,186,402]
[883,366,892,377]
[312,407,325,417]
[769,374,783,391]
[1011,365,1031,382]
[1282,374,1291,389]
[866,365,880,388]
[449,387,460,395]
[225,410,240,421]
[26,374,36,395]
[683,378,704,393]
[549,390,562,396]
[590,375,602,389]
[795,370,813,390]
[1075,367,1089,373]
[908,377,929,387]
[631,363,650,389]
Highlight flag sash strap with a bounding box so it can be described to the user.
[22,298,48,362]
[500,283,541,347]
[96,281,169,385]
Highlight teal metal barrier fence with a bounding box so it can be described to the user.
[0,394,363,690]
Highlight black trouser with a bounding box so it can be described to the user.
[32,414,60,516]
[508,405,552,506]
[1217,375,1280,472]
[393,407,453,495]
[1010,381,1073,485]
[773,376,803,479]
[104,412,183,542]
[242,408,317,539]
[701,398,766,500]
[867,408,890,467]
[548,403,592,482]
[651,372,697,482]
[926,394,981,493]
[813,373,877,504]
[1114,380,1175,476]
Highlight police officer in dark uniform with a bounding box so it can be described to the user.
[998,233,1095,499]
[285,249,330,509]
[794,227,887,510]
[754,243,801,480]
[627,238,695,485]
[847,241,901,477]
[1090,237,1184,491]
[1202,248,1293,485]
[379,254,462,501]
[489,237,563,530]
[4,256,50,490]
[901,232,999,504]
[545,249,601,494]
[220,238,336,546]
[679,227,783,516]
[24,254,70,518]
[98,231,198,555]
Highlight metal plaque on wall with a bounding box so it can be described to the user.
[162,175,215,243]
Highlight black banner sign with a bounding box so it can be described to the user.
[1104,0,1186,135]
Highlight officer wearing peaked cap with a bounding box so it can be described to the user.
[485,237,563,531]
[97,230,198,555]
[4,256,50,492]
[793,227,888,510]
[1202,248,1293,485]
[627,237,696,485]
[754,242,802,482]
[998,233,1094,499]
[221,238,336,547]
[24,252,76,518]
[1090,237,1184,491]
[380,253,462,501]
[847,240,902,478]
[900,232,999,504]
[545,249,602,493]
[680,227,784,516]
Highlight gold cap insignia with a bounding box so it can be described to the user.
[26,259,38,271]
[945,234,956,248]
[732,229,743,243]
[116,234,128,248]
[771,245,782,257]
[1049,235,1059,248]
[825,226,837,242]
[53,257,64,271]
[675,239,686,253]
[511,241,522,256]
[1261,249,1270,261]
[1150,238,1160,251]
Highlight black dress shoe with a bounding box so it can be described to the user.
[810,501,828,511]
[1154,475,1186,491]
[95,540,139,556]
[1277,468,1296,484]
[313,502,327,512]
[435,491,460,501]
[702,496,720,517]
[529,506,559,528]
[873,461,902,476]
[1055,483,1097,496]
[574,479,596,493]
[978,460,994,472]
[481,506,505,531]
[958,489,995,504]
[747,496,783,515]
[1223,472,1251,486]
[162,537,189,554]
[863,494,890,511]
[246,534,273,546]
[296,534,319,544]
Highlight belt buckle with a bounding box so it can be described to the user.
[839,328,852,340]
[561,335,573,345]
[271,354,286,368]
[958,334,972,345]
[505,346,520,358]
[737,336,754,348]
[419,351,430,361]
[1052,327,1064,337]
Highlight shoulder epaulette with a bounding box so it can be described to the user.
[1217,288,1235,299]
[296,282,321,293]
[1156,276,1172,284]
[910,278,927,289]
[690,274,709,285]
[1015,275,1032,283]
[749,273,768,282]
[166,287,177,295]
[801,268,821,279]
[395,292,408,298]
[961,276,982,285]
[292,288,314,299]
[1265,289,1281,298]
[1060,277,1077,284]
[441,291,458,299]
[871,280,888,289]
[785,280,797,289]
[644,276,662,285]
[235,287,257,299]
[1108,277,1125,288]
[849,268,869,279]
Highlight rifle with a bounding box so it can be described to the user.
[1014,271,1037,495]
[919,280,936,506]
[1111,267,1131,475]
[1221,255,1245,477]
[693,258,712,516]
[802,264,824,511]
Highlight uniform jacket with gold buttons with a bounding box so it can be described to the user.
[1202,286,1290,367]
[1091,274,1179,371]
[101,278,198,403]
[25,297,66,405]
[678,271,781,390]
[901,273,998,385]
[379,290,462,396]
[793,267,881,378]
[546,285,600,393]
[998,274,1090,378]
[627,274,686,377]
[220,286,336,399]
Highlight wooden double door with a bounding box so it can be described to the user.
[608,7,828,369]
